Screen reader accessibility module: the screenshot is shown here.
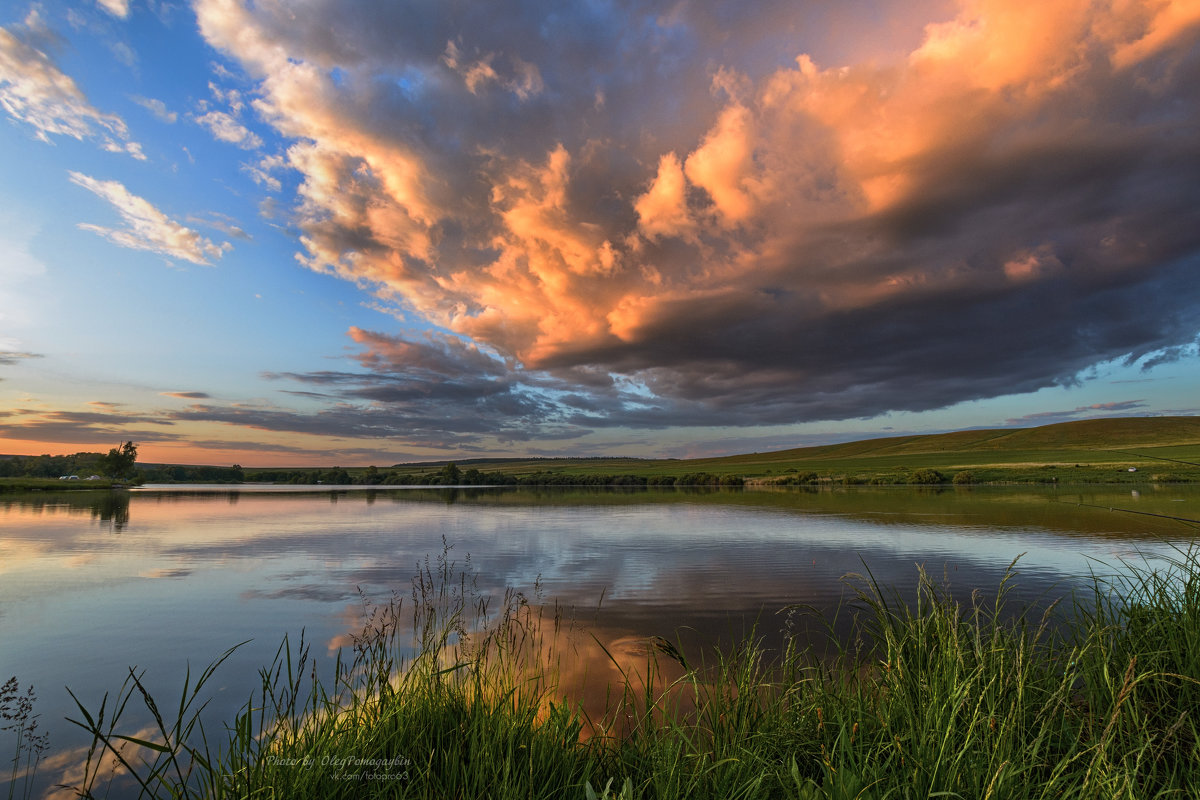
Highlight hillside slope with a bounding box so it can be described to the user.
[674,416,1200,483]
[714,416,1200,464]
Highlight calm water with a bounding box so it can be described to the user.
[2,484,1197,797]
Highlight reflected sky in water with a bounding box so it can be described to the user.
[1,485,1196,797]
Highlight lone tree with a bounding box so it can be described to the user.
[100,441,138,481]
[439,462,461,484]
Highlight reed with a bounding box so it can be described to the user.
[1,677,49,800]
[64,543,1200,799]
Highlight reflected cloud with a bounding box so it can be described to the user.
[240,583,358,603]
[38,724,161,800]
[140,567,194,579]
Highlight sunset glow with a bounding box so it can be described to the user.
[2,0,1198,465]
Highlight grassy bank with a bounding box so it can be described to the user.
[0,477,115,492]
[55,540,1200,799]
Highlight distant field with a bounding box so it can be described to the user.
[370,416,1200,485]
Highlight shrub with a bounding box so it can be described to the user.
[908,468,946,485]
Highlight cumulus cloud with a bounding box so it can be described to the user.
[194,109,262,149]
[190,80,263,149]
[443,39,545,99]
[243,153,286,191]
[132,95,177,123]
[96,0,130,19]
[0,11,144,158]
[69,172,233,265]
[192,0,1200,432]
[635,153,693,240]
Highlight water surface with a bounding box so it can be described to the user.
[1,484,1196,797]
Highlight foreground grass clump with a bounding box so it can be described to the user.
[67,545,1200,799]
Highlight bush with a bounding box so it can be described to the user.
[952,470,976,485]
[908,468,946,485]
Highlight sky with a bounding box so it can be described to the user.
[1,0,1199,467]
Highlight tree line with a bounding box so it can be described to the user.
[0,442,139,481]
[2,445,745,488]
[0,452,105,478]
[243,463,745,488]
[139,463,246,483]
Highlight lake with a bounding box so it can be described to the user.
[2,484,1197,797]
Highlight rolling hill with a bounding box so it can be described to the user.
[379,416,1200,484]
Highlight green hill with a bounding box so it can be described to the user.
[372,416,1200,485]
[705,416,1200,463]
[669,416,1200,484]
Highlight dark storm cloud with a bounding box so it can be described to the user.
[191,0,1200,439]
[174,328,596,447]
[248,327,589,444]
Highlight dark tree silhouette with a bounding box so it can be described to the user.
[100,441,138,481]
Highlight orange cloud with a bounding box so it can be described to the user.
[191,0,1200,426]
[634,152,693,239]
[683,103,760,227]
[1112,0,1200,68]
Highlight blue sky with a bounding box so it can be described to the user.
[1,0,1198,466]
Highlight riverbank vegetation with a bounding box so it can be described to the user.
[0,442,138,491]
[0,476,115,492]
[58,542,1200,799]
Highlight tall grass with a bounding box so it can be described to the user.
[1,677,49,800]
[65,543,1200,799]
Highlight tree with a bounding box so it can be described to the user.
[100,441,138,481]
[439,462,462,484]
